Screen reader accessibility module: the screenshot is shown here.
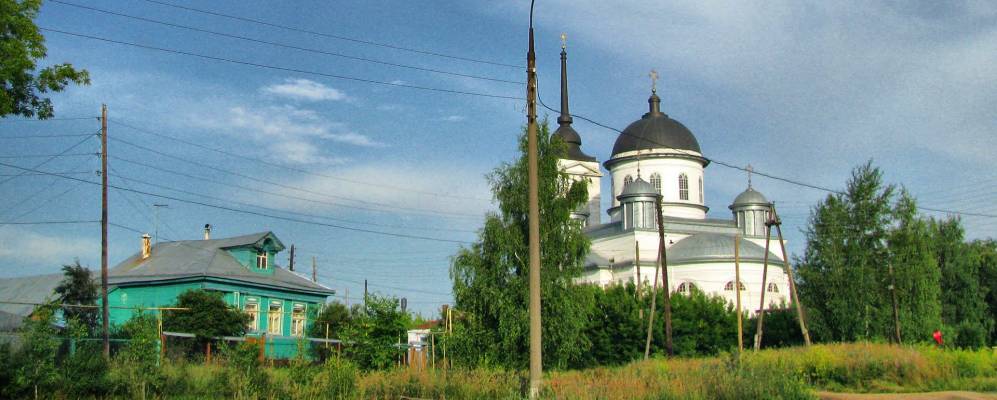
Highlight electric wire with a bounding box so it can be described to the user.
[0,133,95,139]
[108,119,493,202]
[0,220,99,225]
[108,135,484,219]
[135,0,519,69]
[0,161,471,244]
[49,0,521,85]
[0,117,96,123]
[0,133,95,185]
[40,28,521,100]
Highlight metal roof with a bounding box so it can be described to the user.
[109,232,332,295]
[668,233,779,264]
[0,273,62,330]
[612,93,701,156]
[619,176,657,198]
[731,187,769,207]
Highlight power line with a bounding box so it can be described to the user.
[109,119,492,202]
[0,117,96,123]
[136,0,519,69]
[0,220,98,225]
[0,153,94,159]
[108,135,483,218]
[41,28,521,100]
[0,134,95,185]
[49,0,521,85]
[0,133,95,139]
[534,77,997,220]
[0,161,471,244]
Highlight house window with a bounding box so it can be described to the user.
[678,173,689,200]
[767,283,779,293]
[245,302,259,331]
[698,176,704,203]
[650,173,661,192]
[291,304,306,337]
[267,302,283,335]
[257,251,268,269]
[677,282,696,295]
[623,175,633,186]
[724,281,746,291]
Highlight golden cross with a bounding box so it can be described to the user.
[746,164,754,188]
[649,69,659,93]
[560,33,567,49]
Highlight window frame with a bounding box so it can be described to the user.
[649,173,661,192]
[623,175,633,187]
[267,301,283,336]
[291,303,306,337]
[724,281,746,291]
[678,173,689,200]
[245,301,259,332]
[698,176,704,203]
[767,282,779,293]
[256,251,269,270]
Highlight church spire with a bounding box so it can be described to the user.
[647,69,662,116]
[558,33,573,127]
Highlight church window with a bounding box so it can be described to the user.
[245,302,259,331]
[650,173,661,192]
[678,174,689,200]
[624,175,633,186]
[267,301,283,335]
[724,281,746,291]
[677,282,696,294]
[257,251,268,269]
[698,176,704,203]
[767,283,779,293]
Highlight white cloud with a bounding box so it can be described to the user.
[441,115,465,122]
[261,78,348,102]
[0,227,94,266]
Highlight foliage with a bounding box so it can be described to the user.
[309,301,351,360]
[974,239,997,345]
[340,294,409,370]
[797,162,942,343]
[574,283,643,367]
[312,357,359,399]
[217,341,270,399]
[11,303,59,400]
[163,289,250,353]
[931,218,993,349]
[0,342,11,399]
[666,287,740,356]
[112,312,162,399]
[749,305,805,349]
[450,121,593,369]
[59,318,109,397]
[1,0,90,119]
[54,260,99,334]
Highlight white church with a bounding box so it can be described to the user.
[553,43,792,313]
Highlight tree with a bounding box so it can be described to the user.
[573,284,643,367]
[450,121,593,369]
[115,312,161,400]
[309,301,351,360]
[931,218,991,348]
[666,287,738,356]
[12,303,59,400]
[1,0,89,119]
[340,295,409,370]
[162,289,249,353]
[886,191,941,342]
[973,239,997,345]
[54,259,98,334]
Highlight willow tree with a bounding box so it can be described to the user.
[450,121,592,369]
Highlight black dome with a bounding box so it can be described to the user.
[611,93,701,156]
[554,125,596,162]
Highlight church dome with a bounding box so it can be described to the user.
[611,93,701,156]
[731,187,769,207]
[618,176,657,198]
[554,125,596,162]
[669,233,778,264]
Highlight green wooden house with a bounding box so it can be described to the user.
[107,230,333,358]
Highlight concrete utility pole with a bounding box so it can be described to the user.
[100,104,109,359]
[753,221,774,351]
[772,203,812,346]
[525,1,543,397]
[288,244,295,271]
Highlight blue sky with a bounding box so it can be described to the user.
[1,1,995,316]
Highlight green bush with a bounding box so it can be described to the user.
[60,341,109,397]
[219,341,270,398]
[314,357,359,399]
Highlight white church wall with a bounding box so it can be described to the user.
[607,154,706,219]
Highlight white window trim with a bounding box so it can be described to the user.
[245,301,259,332]
[291,303,306,337]
[267,301,283,335]
[257,251,269,270]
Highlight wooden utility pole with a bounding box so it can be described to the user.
[100,104,109,359]
[772,204,812,346]
[658,196,673,356]
[734,234,743,354]
[311,256,316,282]
[364,279,368,306]
[288,244,295,271]
[635,240,641,298]
[888,262,902,344]
[753,220,774,351]
[525,11,543,399]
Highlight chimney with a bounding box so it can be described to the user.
[141,234,152,259]
[204,224,211,240]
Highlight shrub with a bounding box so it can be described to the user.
[110,312,163,399]
[314,357,359,399]
[219,341,270,398]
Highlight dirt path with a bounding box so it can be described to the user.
[818,391,997,400]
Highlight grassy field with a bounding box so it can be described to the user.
[145,342,995,400]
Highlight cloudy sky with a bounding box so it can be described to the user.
[1,1,995,315]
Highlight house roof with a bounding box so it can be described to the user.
[110,232,333,296]
[0,273,62,331]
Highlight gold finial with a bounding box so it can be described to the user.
[560,33,567,49]
[746,164,754,188]
[649,69,659,93]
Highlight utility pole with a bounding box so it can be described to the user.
[288,244,295,271]
[525,3,543,397]
[889,262,902,344]
[772,203,811,346]
[734,234,743,354]
[311,256,316,282]
[658,196,673,356]
[754,221,774,351]
[364,279,368,308]
[100,104,109,359]
[635,240,641,299]
[152,204,168,244]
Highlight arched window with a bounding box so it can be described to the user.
[623,175,633,186]
[678,173,689,200]
[767,283,779,293]
[698,176,704,203]
[677,282,696,295]
[650,173,661,192]
[724,281,746,291]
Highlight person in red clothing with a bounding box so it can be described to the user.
[932,329,944,346]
